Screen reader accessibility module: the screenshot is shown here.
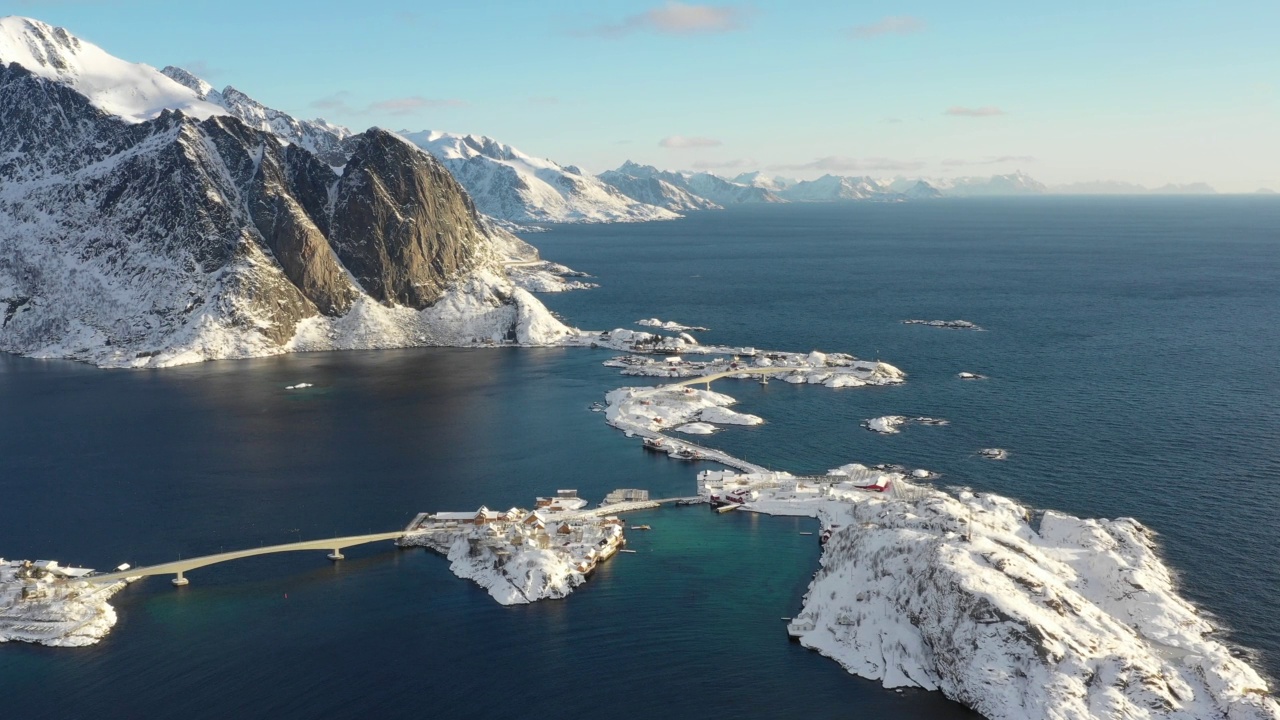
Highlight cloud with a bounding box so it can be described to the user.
[582,2,751,37]
[942,155,1036,167]
[659,135,723,149]
[769,156,926,173]
[849,16,926,39]
[311,92,355,114]
[946,106,1006,117]
[311,92,467,116]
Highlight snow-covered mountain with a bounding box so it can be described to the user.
[596,161,722,211]
[160,66,354,167]
[885,172,1046,197]
[778,174,894,202]
[400,131,677,224]
[686,171,785,205]
[732,171,797,192]
[598,162,781,208]
[901,180,943,199]
[0,17,572,368]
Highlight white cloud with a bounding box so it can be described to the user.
[583,2,751,37]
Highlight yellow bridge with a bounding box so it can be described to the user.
[86,531,408,587]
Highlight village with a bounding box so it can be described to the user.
[1,558,125,646]
[396,489,658,605]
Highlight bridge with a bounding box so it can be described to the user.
[667,366,793,389]
[86,531,409,587]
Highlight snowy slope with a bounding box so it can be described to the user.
[0,17,225,122]
[597,161,721,211]
[755,486,1280,720]
[778,174,894,202]
[598,162,781,207]
[0,20,575,368]
[161,66,353,166]
[400,131,677,224]
[733,171,797,192]
[888,172,1047,196]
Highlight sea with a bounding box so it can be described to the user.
[1,197,1277,719]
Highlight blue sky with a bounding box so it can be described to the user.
[9,0,1279,189]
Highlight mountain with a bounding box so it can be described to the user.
[1050,180,1152,195]
[0,17,571,368]
[399,131,676,224]
[778,174,893,202]
[732,171,797,192]
[598,162,781,208]
[901,180,943,199]
[886,172,1046,197]
[596,161,721,211]
[161,66,354,167]
[1150,182,1217,195]
[943,172,1047,196]
[685,171,785,205]
[1257,188,1277,195]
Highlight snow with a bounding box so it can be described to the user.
[865,415,907,434]
[596,341,1279,718]
[675,422,718,435]
[0,17,227,123]
[903,319,984,331]
[863,416,948,434]
[763,486,1280,720]
[400,131,678,224]
[698,406,763,426]
[637,317,710,332]
[1,559,125,646]
[399,504,627,604]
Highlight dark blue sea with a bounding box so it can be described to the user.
[1,197,1277,719]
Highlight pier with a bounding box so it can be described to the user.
[85,531,408,587]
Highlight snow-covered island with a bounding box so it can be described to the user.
[397,490,638,605]
[904,320,985,331]
[1,559,125,647]
[636,318,710,332]
[863,416,950,434]
[594,354,1280,719]
[692,469,1280,720]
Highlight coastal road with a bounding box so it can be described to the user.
[85,532,409,585]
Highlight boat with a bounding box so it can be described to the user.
[619,549,638,554]
[632,525,652,531]
[799,532,813,536]
[642,437,666,452]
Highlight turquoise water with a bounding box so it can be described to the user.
[3,197,1278,718]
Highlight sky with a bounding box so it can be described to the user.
[6,0,1279,191]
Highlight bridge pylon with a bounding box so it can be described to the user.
[327,550,345,561]
[171,572,189,587]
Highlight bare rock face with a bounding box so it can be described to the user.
[0,59,514,365]
[200,115,358,316]
[329,129,486,309]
